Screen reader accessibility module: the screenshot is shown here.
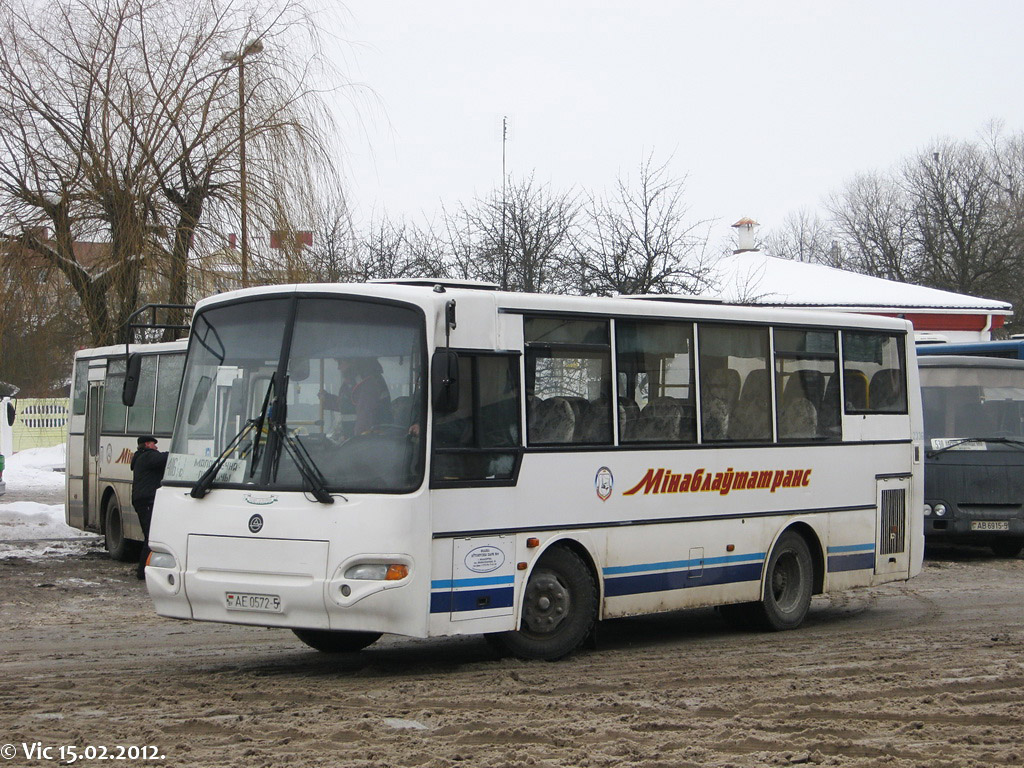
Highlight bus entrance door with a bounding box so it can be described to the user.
[84,383,103,529]
[875,475,912,576]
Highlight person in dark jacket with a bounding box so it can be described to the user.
[131,435,168,580]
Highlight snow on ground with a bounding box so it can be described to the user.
[4,443,67,492]
[0,444,99,558]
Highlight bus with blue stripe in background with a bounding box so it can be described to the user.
[917,338,1024,360]
[144,281,923,660]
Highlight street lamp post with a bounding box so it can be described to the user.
[221,39,264,289]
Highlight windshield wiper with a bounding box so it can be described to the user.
[270,421,335,504]
[926,436,1024,458]
[190,419,258,498]
[190,375,276,498]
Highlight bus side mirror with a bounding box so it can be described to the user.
[122,354,142,406]
[5,401,14,427]
[431,352,460,415]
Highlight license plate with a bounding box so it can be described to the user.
[971,520,1010,532]
[225,592,282,613]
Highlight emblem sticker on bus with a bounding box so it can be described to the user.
[247,514,264,534]
[595,466,614,501]
[464,546,505,574]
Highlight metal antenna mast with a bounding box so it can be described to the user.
[501,115,508,287]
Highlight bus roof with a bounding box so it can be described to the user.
[193,282,914,333]
[74,339,188,360]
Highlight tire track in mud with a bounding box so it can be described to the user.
[2,552,1023,767]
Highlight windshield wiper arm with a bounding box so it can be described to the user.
[271,422,334,504]
[190,418,257,498]
[249,372,276,478]
[926,436,1024,458]
[190,374,276,498]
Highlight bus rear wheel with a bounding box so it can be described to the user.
[292,629,382,653]
[755,531,814,631]
[104,497,139,562]
[489,546,597,661]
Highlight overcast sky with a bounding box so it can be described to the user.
[332,1,1024,248]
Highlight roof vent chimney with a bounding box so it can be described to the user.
[731,218,760,254]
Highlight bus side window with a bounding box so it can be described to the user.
[431,353,521,485]
[698,324,771,442]
[154,353,186,434]
[774,329,841,441]
[71,360,89,416]
[842,331,908,414]
[524,317,612,446]
[127,355,158,433]
[616,320,695,444]
[102,358,128,433]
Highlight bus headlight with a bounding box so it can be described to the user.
[344,563,409,581]
[933,503,947,517]
[147,551,177,569]
[923,504,932,516]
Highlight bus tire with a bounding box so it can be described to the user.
[991,537,1023,558]
[752,531,813,631]
[103,497,139,562]
[489,546,597,661]
[292,629,382,653]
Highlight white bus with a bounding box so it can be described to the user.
[66,340,187,559]
[146,281,923,660]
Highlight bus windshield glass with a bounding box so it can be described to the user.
[166,296,426,494]
[920,364,1024,445]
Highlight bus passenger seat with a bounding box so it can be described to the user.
[528,397,575,443]
[778,397,818,439]
[633,397,684,442]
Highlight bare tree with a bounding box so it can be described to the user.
[574,155,711,296]
[826,171,919,283]
[0,0,343,345]
[444,175,578,293]
[762,209,841,267]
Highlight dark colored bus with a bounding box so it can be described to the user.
[917,340,1024,360]
[919,355,1024,557]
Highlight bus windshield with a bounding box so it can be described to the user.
[166,295,426,494]
[920,364,1024,445]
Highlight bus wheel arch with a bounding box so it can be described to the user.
[782,522,825,596]
[489,540,599,661]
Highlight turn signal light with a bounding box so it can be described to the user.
[385,564,409,581]
[526,537,540,548]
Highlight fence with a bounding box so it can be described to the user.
[9,398,69,452]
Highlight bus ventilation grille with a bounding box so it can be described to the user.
[880,488,907,555]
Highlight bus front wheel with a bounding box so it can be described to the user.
[489,546,597,661]
[292,629,382,653]
[103,497,139,562]
[991,537,1023,558]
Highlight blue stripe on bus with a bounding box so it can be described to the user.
[430,586,515,614]
[827,552,876,572]
[430,575,516,590]
[826,543,875,554]
[604,561,764,597]
[603,551,765,576]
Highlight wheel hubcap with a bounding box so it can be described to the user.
[522,570,571,634]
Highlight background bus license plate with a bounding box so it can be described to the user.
[971,521,1009,531]
[225,592,282,613]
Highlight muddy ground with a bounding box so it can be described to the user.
[0,543,1022,768]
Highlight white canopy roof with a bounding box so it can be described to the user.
[705,251,1011,314]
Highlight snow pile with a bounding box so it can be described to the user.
[4,443,67,492]
[0,443,99,558]
[0,501,90,541]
